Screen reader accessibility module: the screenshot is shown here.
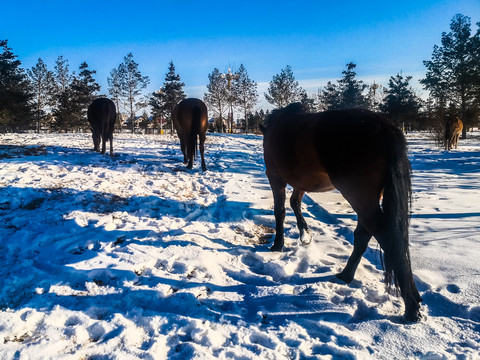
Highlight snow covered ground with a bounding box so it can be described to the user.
[0,130,479,359]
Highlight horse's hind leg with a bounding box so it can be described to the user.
[109,134,114,157]
[357,209,422,321]
[199,133,207,171]
[186,137,195,170]
[269,177,287,252]
[290,189,311,244]
[336,222,372,283]
[180,138,188,164]
[374,230,422,321]
[100,136,107,154]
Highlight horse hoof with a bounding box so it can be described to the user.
[335,271,353,284]
[270,244,283,252]
[404,307,423,322]
[300,230,311,245]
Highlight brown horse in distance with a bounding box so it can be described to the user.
[445,117,463,150]
[87,98,116,157]
[172,98,208,171]
[261,103,422,321]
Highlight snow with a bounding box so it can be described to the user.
[0,130,479,359]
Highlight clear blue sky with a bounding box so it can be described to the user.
[3,0,480,110]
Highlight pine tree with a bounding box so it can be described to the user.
[51,56,72,96]
[247,109,268,133]
[204,68,228,132]
[234,64,258,134]
[318,63,369,110]
[0,40,33,132]
[337,62,369,109]
[318,81,341,110]
[27,58,53,132]
[299,90,317,113]
[421,14,479,137]
[111,53,150,133]
[108,67,123,126]
[265,65,304,108]
[162,61,186,133]
[70,62,101,130]
[72,62,100,108]
[380,73,422,130]
[149,88,166,133]
[50,56,74,131]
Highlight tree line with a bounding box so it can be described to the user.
[1,13,479,137]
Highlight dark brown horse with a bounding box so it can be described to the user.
[445,117,463,150]
[172,98,208,171]
[87,98,116,157]
[261,103,422,321]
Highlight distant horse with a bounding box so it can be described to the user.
[445,117,463,150]
[172,98,208,171]
[261,103,422,321]
[87,98,116,157]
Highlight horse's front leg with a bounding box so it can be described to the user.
[270,179,286,252]
[290,188,311,244]
[336,222,372,283]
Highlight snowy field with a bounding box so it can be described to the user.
[0,130,479,359]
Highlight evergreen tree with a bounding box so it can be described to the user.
[0,40,33,131]
[52,87,78,132]
[421,14,479,137]
[234,64,258,134]
[111,53,150,133]
[380,73,422,130]
[107,67,123,126]
[149,88,167,133]
[51,56,72,95]
[472,22,480,110]
[72,62,100,108]
[27,58,53,132]
[70,62,101,129]
[161,61,186,134]
[204,68,228,132]
[50,56,74,131]
[319,63,369,110]
[337,62,369,109]
[318,81,341,110]
[299,90,317,113]
[247,109,268,133]
[265,65,304,108]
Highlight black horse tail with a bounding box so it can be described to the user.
[188,104,201,162]
[381,126,413,293]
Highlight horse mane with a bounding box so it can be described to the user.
[264,102,307,129]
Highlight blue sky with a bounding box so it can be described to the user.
[3,0,480,110]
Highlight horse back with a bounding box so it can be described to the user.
[173,98,208,136]
[88,98,116,136]
[263,108,399,193]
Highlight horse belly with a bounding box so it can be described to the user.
[284,167,335,193]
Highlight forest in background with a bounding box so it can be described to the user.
[1,14,479,141]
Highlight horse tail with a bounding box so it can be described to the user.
[381,126,413,293]
[188,104,201,161]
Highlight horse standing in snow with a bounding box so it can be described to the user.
[87,98,116,157]
[261,103,422,321]
[172,98,208,171]
[445,117,463,150]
